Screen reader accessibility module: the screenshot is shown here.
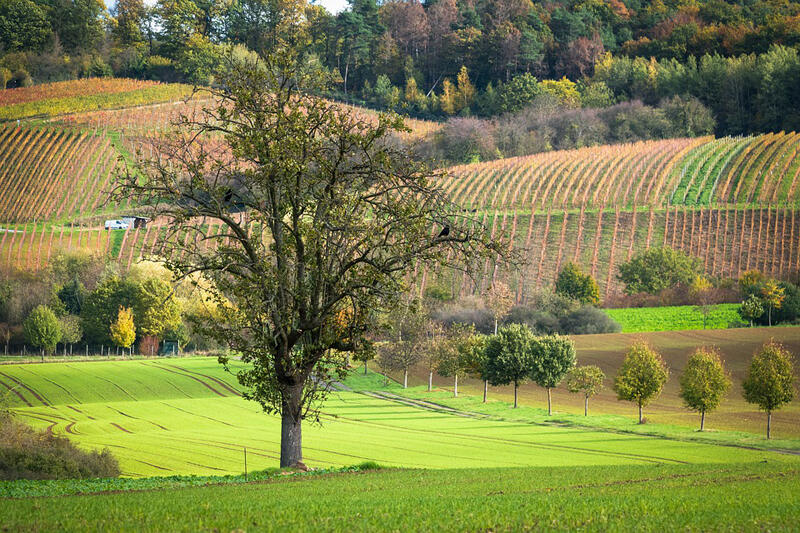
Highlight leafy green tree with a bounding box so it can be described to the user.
[738,270,765,298]
[23,305,61,356]
[436,323,479,397]
[0,0,51,52]
[114,49,503,467]
[679,347,731,431]
[134,278,181,339]
[739,294,764,327]
[530,334,576,415]
[58,315,83,353]
[496,72,541,113]
[742,342,796,439]
[565,365,605,416]
[617,247,701,295]
[760,279,785,326]
[613,342,669,423]
[485,324,536,408]
[80,276,139,345]
[57,279,86,315]
[454,326,489,401]
[554,262,599,305]
[48,0,106,54]
[110,307,136,352]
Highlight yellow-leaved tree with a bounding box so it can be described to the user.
[110,306,136,354]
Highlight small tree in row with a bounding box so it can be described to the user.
[565,365,605,416]
[484,324,576,412]
[613,341,669,424]
[742,341,796,439]
[679,347,731,431]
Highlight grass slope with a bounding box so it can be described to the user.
[1,463,799,531]
[604,303,741,332]
[2,358,791,477]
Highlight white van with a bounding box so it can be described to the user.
[104,219,130,230]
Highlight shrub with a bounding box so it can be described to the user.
[555,262,600,304]
[617,247,701,295]
[559,306,621,335]
[0,416,120,480]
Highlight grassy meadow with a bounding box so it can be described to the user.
[3,358,789,478]
[2,462,799,532]
[603,304,741,332]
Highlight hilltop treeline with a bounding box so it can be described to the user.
[1,0,799,137]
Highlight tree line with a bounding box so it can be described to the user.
[375,308,796,439]
[2,1,799,139]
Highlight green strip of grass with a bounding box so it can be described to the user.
[1,462,798,531]
[0,463,383,499]
[603,304,741,332]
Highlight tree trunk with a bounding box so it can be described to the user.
[768,307,772,326]
[494,318,498,335]
[280,383,304,468]
[454,374,458,398]
[700,410,705,431]
[513,381,518,408]
[638,402,643,424]
[364,360,368,375]
[767,410,771,439]
[584,395,588,416]
[403,369,408,389]
[547,387,552,416]
[483,380,488,403]
[428,371,432,392]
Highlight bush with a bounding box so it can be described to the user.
[617,247,701,295]
[0,416,120,480]
[559,306,621,335]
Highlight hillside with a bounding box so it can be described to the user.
[2,357,791,477]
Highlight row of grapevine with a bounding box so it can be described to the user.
[441,132,800,210]
[0,126,120,222]
[420,207,800,302]
[442,137,705,210]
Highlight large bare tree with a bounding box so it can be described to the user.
[114,50,508,468]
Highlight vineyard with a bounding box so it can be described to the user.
[0,79,194,121]
[442,133,800,210]
[0,126,123,222]
[2,80,800,299]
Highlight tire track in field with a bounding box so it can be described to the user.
[361,392,692,464]
[143,362,226,397]
[159,401,237,427]
[111,422,133,434]
[0,371,51,406]
[16,366,83,405]
[322,398,688,465]
[63,364,133,402]
[0,375,33,406]
[66,405,95,420]
[65,422,78,435]
[157,362,241,396]
[159,435,284,462]
[19,412,63,434]
[107,406,169,431]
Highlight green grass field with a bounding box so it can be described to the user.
[2,462,799,531]
[3,358,788,477]
[603,304,741,332]
[1,355,799,531]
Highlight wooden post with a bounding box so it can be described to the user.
[244,447,248,480]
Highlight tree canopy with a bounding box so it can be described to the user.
[613,341,669,423]
[617,247,701,295]
[113,48,504,467]
[742,342,796,439]
[679,347,731,431]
